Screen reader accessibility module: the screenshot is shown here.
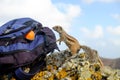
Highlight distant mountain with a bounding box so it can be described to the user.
[101,57,120,69]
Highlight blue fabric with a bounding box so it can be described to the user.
[0,18,40,38]
[0,35,44,53]
[15,68,33,80]
[15,62,45,80]
[0,27,31,38]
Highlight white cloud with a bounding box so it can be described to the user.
[106,26,120,46]
[110,39,120,46]
[82,0,120,4]
[0,0,81,31]
[80,25,103,39]
[111,14,120,22]
[97,41,107,47]
[66,5,81,19]
[107,26,120,35]
[114,41,120,46]
[99,0,120,3]
[81,0,95,4]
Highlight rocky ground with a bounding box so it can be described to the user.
[31,50,120,80]
[1,50,120,80]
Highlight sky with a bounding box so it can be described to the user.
[0,0,120,58]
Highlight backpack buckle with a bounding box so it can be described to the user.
[5,42,9,46]
[4,29,13,34]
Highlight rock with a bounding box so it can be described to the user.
[31,49,120,80]
[1,49,120,80]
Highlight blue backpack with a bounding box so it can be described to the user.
[0,18,59,80]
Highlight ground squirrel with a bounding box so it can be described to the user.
[53,25,81,55]
[81,45,104,68]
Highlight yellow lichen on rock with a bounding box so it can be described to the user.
[31,50,120,80]
[91,71,102,80]
[1,50,120,80]
[56,68,67,79]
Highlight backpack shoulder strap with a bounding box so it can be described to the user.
[15,60,46,80]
